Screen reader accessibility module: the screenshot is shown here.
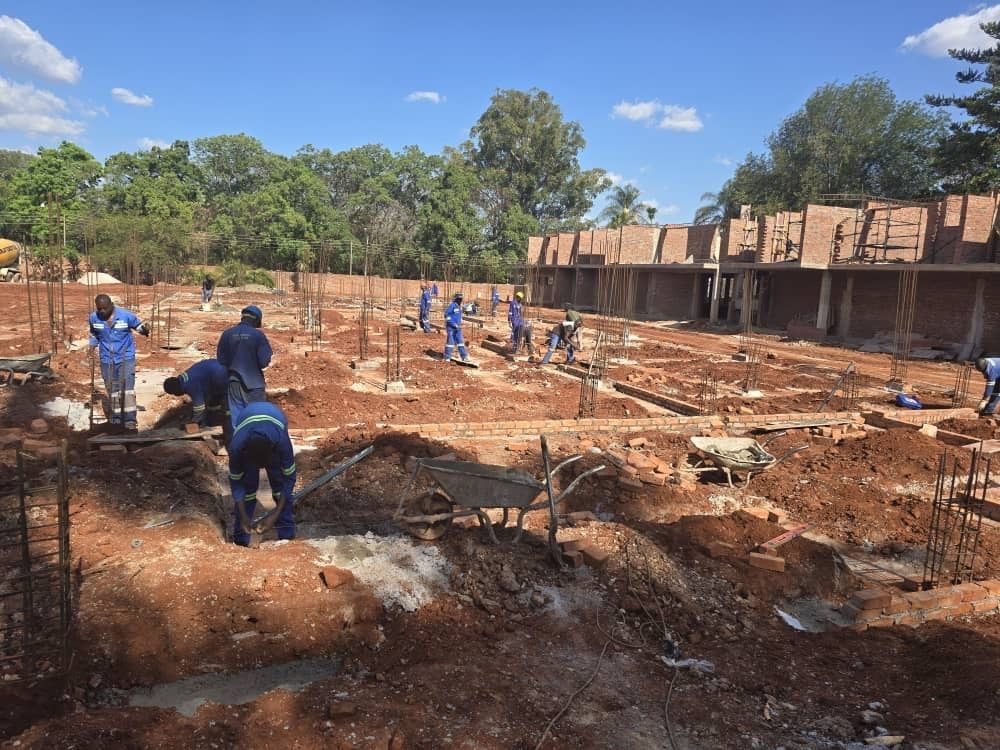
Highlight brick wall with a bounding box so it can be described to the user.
[617,225,658,264]
[800,204,856,265]
[840,581,1000,630]
[575,268,598,308]
[555,232,577,266]
[656,224,717,263]
[527,236,544,264]
[643,271,695,319]
[761,270,823,328]
[984,278,1000,352]
[756,215,774,263]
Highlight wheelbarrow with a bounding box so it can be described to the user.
[689,434,807,488]
[0,353,55,387]
[394,435,605,564]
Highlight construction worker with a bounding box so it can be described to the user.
[508,291,525,353]
[418,282,433,333]
[162,359,229,427]
[88,294,149,430]
[564,303,584,351]
[975,357,1000,417]
[490,287,501,316]
[228,401,297,546]
[539,320,577,365]
[201,275,215,304]
[443,292,470,362]
[517,319,536,356]
[217,305,272,427]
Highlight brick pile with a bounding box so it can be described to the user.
[840,580,1000,630]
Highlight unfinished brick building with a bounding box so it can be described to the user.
[526,193,1000,357]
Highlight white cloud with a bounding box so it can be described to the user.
[0,75,83,136]
[902,5,1000,57]
[0,16,82,84]
[612,100,662,121]
[612,99,703,132]
[137,137,170,150]
[112,87,153,107]
[641,199,659,210]
[659,203,680,216]
[712,155,734,167]
[405,90,444,104]
[658,105,703,132]
[605,171,624,185]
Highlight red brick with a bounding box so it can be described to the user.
[923,607,951,621]
[841,603,881,623]
[560,539,585,553]
[562,549,583,568]
[850,588,892,611]
[617,476,644,491]
[904,590,940,609]
[748,552,785,572]
[867,617,897,628]
[184,422,200,435]
[954,582,987,602]
[936,589,963,607]
[972,599,999,614]
[638,472,667,486]
[948,602,974,617]
[897,612,924,627]
[579,544,611,568]
[978,579,1000,596]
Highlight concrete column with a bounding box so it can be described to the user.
[709,267,722,324]
[689,274,702,320]
[728,272,743,324]
[739,272,752,328]
[836,274,854,339]
[816,270,833,331]
[960,277,986,360]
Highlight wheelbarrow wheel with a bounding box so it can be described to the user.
[405,490,453,541]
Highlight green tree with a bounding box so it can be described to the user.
[717,76,947,213]
[693,191,726,224]
[103,140,203,223]
[466,88,609,255]
[927,21,1000,191]
[599,184,647,227]
[416,150,485,266]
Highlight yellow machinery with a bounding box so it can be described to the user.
[0,239,22,282]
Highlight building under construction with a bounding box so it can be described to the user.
[526,193,1000,359]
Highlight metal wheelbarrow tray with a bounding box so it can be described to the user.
[690,435,806,487]
[395,435,605,558]
[0,352,55,386]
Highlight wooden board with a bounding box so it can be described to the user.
[87,426,222,446]
[753,418,856,433]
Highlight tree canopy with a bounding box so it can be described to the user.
[715,76,948,216]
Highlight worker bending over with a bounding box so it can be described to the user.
[976,356,1000,417]
[89,294,149,430]
[564,303,584,351]
[163,359,229,427]
[443,292,470,362]
[228,402,297,546]
[217,305,272,427]
[540,320,577,365]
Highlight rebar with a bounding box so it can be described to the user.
[922,449,991,589]
[386,325,401,383]
[697,370,719,415]
[742,339,766,393]
[578,332,605,418]
[890,269,918,384]
[951,362,973,408]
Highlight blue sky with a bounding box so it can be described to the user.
[0,1,989,223]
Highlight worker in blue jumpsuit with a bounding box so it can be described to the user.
[976,357,1000,417]
[217,305,272,428]
[443,292,470,362]
[228,402,297,546]
[162,359,229,427]
[418,283,433,333]
[540,320,577,365]
[201,276,215,304]
[490,287,501,317]
[508,291,525,353]
[88,294,149,430]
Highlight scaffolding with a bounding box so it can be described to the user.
[823,194,931,264]
[769,212,802,262]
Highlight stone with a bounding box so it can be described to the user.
[860,710,884,725]
[627,437,648,448]
[919,424,938,439]
[28,418,49,435]
[864,738,904,747]
[320,567,354,589]
[498,565,520,593]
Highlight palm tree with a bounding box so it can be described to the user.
[599,184,645,227]
[645,205,657,224]
[693,191,726,224]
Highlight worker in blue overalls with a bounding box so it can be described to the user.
[540,320,577,365]
[418,282,433,334]
[490,287,501,316]
[217,305,272,428]
[508,291,525,353]
[443,292,470,362]
[163,359,229,427]
[228,402,297,546]
[976,357,1000,417]
[88,294,149,430]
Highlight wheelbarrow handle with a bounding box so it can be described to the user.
[769,444,810,467]
[552,464,607,505]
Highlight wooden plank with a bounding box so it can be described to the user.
[87,426,222,446]
[753,418,855,433]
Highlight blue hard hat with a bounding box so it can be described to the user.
[241,305,263,326]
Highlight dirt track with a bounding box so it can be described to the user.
[1,281,998,749]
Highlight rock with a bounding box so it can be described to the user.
[864,738,904,747]
[530,590,545,608]
[627,437,648,448]
[29,418,49,435]
[498,565,520,593]
[473,592,501,615]
[88,674,102,689]
[320,567,354,589]
[861,710,884,725]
